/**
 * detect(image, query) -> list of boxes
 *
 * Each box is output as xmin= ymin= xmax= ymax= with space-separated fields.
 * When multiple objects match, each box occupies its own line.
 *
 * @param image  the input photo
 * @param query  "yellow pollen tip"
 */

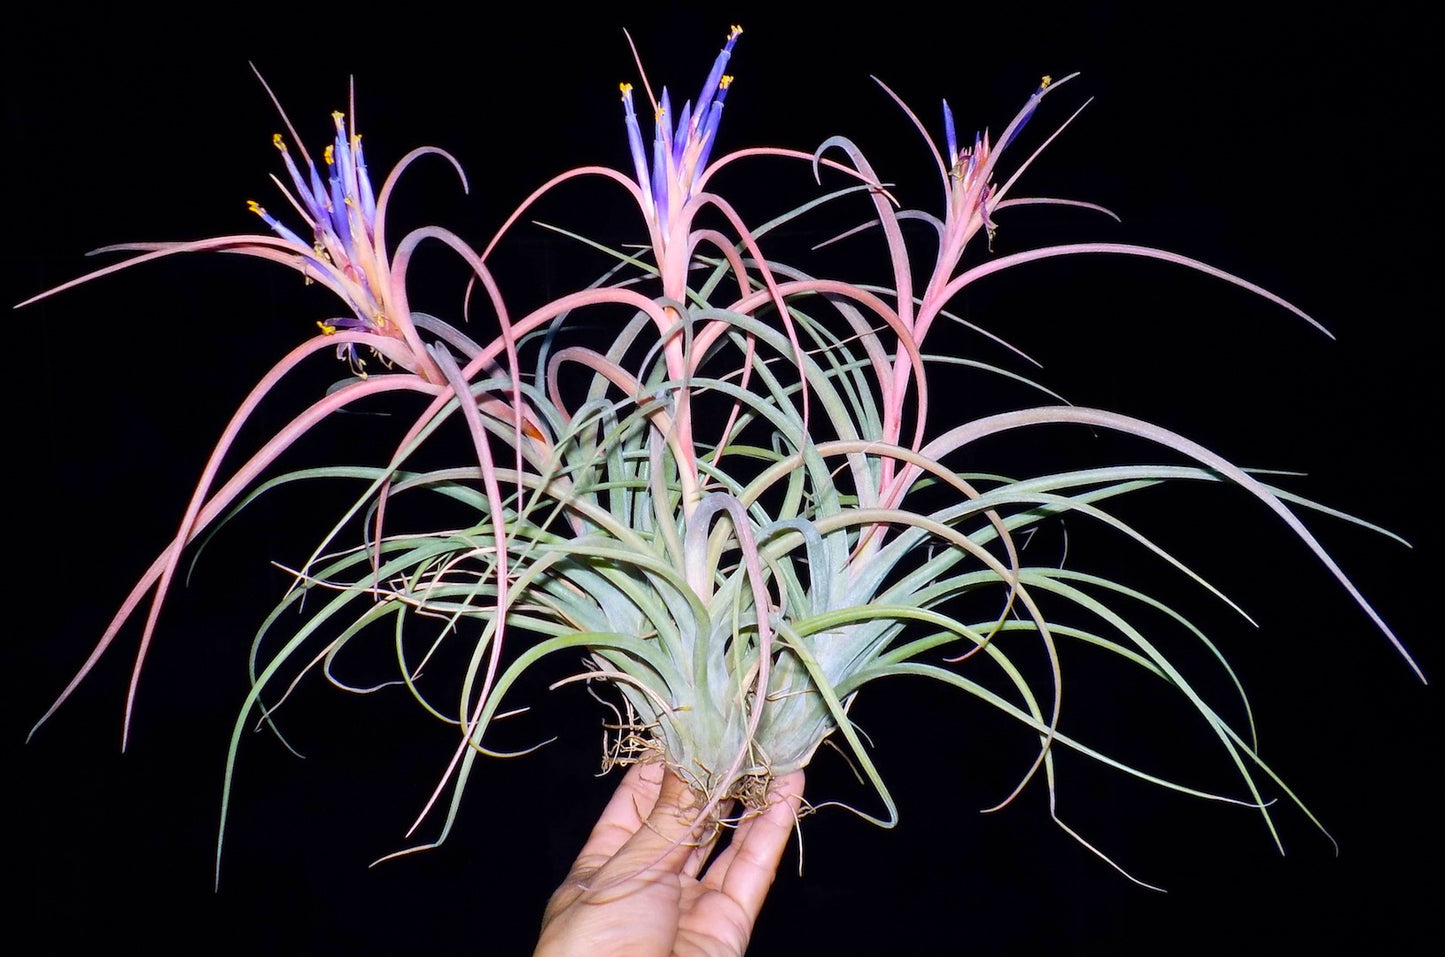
xmin=331 ymin=110 xmax=345 ymax=125
xmin=720 ymin=75 xmax=733 ymax=89
xmin=272 ymin=133 xmax=286 ymax=150
xmin=729 ymin=24 xmax=742 ymax=37
xmin=620 ymin=81 xmax=633 ymax=97
xmin=324 ymin=144 xmax=335 ymax=165
xmin=317 ymin=321 xmax=337 ymax=335
xmin=1040 ymin=75 xmax=1052 ymax=88
xmin=246 ymin=200 xmax=264 ymax=215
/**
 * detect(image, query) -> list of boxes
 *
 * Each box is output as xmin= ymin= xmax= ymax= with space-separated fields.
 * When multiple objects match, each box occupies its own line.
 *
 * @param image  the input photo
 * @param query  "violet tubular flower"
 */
xmin=249 ymin=112 xmax=395 ymax=373
xmin=620 ymin=24 xmax=741 ymax=251
xmin=940 ymin=75 xmax=1056 ymax=259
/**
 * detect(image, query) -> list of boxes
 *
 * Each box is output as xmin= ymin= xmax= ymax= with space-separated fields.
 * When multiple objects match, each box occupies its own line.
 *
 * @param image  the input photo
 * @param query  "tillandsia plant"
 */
xmin=22 ymin=23 xmax=1424 ymax=898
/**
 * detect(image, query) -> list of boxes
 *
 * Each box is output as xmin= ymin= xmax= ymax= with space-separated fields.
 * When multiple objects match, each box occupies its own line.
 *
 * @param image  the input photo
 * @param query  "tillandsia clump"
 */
xmin=23 ymin=25 xmax=1424 ymax=892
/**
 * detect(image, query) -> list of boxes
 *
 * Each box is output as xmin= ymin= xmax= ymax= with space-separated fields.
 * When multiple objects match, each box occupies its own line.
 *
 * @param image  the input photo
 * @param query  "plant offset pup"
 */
xmin=23 ymin=26 xmax=1423 ymax=890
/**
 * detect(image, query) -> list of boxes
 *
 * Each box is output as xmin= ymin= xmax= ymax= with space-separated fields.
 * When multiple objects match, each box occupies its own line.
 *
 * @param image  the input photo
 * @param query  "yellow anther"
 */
xmin=620 ymin=81 xmax=633 ymax=97
xmin=729 ymin=24 xmax=742 ymax=38
xmin=352 ymin=134 xmax=362 ymax=150
xmin=1040 ymin=75 xmax=1052 ymax=88
xmin=332 ymin=110 xmax=345 ymax=126
xmin=720 ymin=75 xmax=733 ymax=89
xmin=324 ymin=144 xmax=335 ymax=166
xmin=317 ymin=321 xmax=337 ymax=335
xmin=247 ymin=200 xmax=265 ymax=215
xmin=272 ymin=133 xmax=287 ymax=151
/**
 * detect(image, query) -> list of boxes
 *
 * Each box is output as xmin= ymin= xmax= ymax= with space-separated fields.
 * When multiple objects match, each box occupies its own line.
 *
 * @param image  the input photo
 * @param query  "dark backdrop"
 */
xmin=9 ymin=5 xmax=1437 ymax=954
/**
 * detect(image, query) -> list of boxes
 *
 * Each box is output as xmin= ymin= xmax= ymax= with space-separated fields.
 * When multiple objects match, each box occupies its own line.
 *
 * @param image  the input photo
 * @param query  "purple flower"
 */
xmin=619 ymin=24 xmax=741 ymax=239
xmin=249 ymin=111 xmax=387 ymax=337
xmin=941 ymin=75 xmax=1053 ymax=251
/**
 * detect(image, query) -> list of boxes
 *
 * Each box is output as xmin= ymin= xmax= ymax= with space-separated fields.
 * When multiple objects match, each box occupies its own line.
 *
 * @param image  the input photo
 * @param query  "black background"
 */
xmin=8 ymin=4 xmax=1438 ymax=954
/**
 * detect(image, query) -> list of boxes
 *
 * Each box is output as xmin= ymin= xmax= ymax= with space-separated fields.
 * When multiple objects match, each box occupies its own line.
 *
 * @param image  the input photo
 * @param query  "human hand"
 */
xmin=534 ymin=761 xmax=805 ymax=957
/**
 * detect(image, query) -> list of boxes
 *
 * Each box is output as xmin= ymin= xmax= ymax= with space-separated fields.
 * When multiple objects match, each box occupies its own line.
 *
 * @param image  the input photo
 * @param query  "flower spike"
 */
xmin=618 ymin=23 xmax=744 ymax=245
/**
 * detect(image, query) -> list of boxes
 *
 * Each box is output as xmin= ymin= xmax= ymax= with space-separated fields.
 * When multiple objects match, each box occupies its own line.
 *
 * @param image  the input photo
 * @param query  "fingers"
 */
xmin=681 ymin=798 xmax=735 ymax=880
xmin=567 ymin=760 xmax=804 ymax=914
xmin=704 ymin=770 xmax=805 ymax=921
xmin=571 ymin=761 xmax=715 ymax=885
xmin=572 ymin=762 xmax=666 ymax=867
xmin=615 ymin=763 xmax=718 ymax=868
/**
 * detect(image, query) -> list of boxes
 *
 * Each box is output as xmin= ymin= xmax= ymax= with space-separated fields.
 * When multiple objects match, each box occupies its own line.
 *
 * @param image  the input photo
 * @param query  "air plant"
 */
xmin=22 ymin=24 xmax=1423 ymax=897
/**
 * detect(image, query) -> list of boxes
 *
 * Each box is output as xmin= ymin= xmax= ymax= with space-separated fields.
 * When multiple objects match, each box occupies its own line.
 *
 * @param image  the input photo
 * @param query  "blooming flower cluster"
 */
xmin=620 ymin=24 xmax=741 ymax=243
xmin=249 ymin=110 xmax=391 ymax=371
xmin=941 ymin=75 xmax=1051 ymax=252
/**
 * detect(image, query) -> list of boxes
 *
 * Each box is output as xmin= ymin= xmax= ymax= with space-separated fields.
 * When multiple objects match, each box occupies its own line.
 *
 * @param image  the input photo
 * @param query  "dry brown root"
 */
xmin=726 ymin=771 xmax=774 ymax=813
